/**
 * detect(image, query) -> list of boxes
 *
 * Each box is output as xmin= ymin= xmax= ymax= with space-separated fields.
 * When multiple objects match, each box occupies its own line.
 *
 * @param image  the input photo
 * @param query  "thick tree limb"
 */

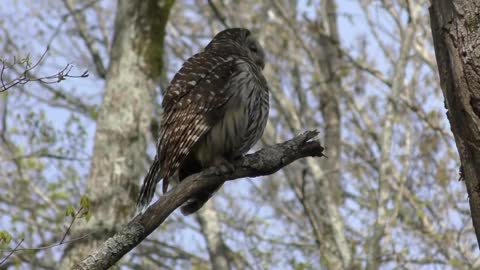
xmin=73 ymin=130 xmax=324 ymax=270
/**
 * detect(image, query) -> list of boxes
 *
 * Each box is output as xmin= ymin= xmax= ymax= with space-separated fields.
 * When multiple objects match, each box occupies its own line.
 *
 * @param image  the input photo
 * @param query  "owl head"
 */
xmin=205 ymin=28 xmax=266 ymax=70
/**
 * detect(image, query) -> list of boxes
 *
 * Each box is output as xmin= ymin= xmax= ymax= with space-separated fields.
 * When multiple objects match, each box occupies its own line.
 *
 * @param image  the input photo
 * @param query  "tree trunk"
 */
xmin=60 ymin=0 xmax=174 ymax=267
xmin=429 ymin=0 xmax=480 ymax=247
xmin=366 ymin=3 xmax=421 ymax=269
xmin=311 ymin=0 xmax=352 ymax=268
xmin=196 ymin=203 xmax=232 ymax=270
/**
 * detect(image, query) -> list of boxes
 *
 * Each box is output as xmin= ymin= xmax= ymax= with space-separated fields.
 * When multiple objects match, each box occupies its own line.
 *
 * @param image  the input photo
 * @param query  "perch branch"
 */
xmin=73 ymin=130 xmax=325 ymax=270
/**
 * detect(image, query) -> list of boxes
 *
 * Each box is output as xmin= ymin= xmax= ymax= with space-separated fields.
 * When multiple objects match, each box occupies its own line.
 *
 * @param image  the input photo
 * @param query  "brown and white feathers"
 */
xmin=136 ymin=28 xmax=269 ymax=215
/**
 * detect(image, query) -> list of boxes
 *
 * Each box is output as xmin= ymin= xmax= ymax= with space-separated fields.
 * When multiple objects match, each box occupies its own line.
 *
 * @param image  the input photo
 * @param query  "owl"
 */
xmin=136 ymin=28 xmax=269 ymax=215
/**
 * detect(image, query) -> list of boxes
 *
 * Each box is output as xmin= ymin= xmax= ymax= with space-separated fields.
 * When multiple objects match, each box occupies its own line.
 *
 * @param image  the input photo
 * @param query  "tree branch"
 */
xmin=72 ymin=130 xmax=325 ymax=270
xmin=0 ymin=48 xmax=89 ymax=93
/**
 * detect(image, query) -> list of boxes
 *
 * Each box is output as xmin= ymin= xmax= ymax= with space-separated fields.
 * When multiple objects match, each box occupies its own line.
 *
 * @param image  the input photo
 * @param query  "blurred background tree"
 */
xmin=0 ymin=0 xmax=478 ymax=269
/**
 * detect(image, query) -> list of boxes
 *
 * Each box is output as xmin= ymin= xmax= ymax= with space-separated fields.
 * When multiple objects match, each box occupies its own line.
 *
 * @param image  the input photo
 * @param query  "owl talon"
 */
xmin=212 ymin=160 xmax=235 ymax=175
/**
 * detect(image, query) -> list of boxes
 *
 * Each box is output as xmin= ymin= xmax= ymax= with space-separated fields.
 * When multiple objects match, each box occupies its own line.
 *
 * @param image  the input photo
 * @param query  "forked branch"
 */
xmin=0 ymin=48 xmax=89 ymax=93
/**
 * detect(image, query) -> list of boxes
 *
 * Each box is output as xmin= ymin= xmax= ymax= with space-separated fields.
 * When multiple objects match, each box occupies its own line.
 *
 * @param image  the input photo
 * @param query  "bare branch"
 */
xmin=0 ymin=48 xmax=89 ymax=93
xmin=62 ymin=0 xmax=107 ymax=78
xmin=0 ymin=239 xmax=23 ymax=266
xmin=73 ymin=130 xmax=325 ymax=270
xmin=0 ymin=234 xmax=91 ymax=253
xmin=207 ymin=0 xmax=229 ymax=28
xmin=0 ymin=201 xmax=91 ymax=266
xmin=60 ymin=207 xmax=84 ymax=245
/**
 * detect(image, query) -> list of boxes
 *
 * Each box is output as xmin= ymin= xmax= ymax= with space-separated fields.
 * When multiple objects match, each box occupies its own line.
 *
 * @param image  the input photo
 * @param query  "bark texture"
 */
xmin=60 ymin=0 xmax=174 ymax=268
xmin=429 ymin=0 xmax=480 ymax=246
xmin=73 ymin=131 xmax=324 ymax=270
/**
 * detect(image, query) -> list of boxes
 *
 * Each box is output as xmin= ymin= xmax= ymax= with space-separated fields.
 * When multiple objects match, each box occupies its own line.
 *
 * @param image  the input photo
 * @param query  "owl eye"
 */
xmin=249 ymin=45 xmax=258 ymax=53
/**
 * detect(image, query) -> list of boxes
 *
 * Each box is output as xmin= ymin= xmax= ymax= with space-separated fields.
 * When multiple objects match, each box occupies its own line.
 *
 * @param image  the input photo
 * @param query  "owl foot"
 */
xmin=212 ymin=158 xmax=235 ymax=175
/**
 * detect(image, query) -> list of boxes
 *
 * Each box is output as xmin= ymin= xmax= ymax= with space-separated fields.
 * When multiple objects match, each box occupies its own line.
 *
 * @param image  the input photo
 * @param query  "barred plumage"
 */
xmin=136 ymin=28 xmax=269 ymax=215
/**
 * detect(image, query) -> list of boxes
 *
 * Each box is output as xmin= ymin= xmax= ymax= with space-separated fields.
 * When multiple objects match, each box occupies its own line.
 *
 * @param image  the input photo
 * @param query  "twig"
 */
xmin=61 ymin=0 xmax=106 ymax=77
xmin=0 ymin=239 xmax=24 ymax=266
xmin=0 ymin=233 xmax=91 ymax=253
xmin=48 ymin=0 xmax=102 ymax=47
xmin=0 ymin=48 xmax=89 ymax=93
xmin=0 ymin=203 xmax=91 ymax=266
xmin=207 ymin=0 xmax=229 ymax=28
xmin=60 ymin=207 xmax=84 ymax=244
xmin=7 ymin=151 xmax=90 ymax=162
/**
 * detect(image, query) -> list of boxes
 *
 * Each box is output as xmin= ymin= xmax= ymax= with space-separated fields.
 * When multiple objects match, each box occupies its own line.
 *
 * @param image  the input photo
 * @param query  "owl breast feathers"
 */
xmin=136 ymin=28 xmax=269 ymax=215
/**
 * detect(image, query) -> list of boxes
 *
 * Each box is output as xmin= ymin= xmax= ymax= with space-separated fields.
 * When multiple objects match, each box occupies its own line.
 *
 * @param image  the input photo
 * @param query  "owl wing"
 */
xmin=158 ymin=53 xmax=240 ymax=193
xmin=136 ymin=53 xmax=239 ymax=212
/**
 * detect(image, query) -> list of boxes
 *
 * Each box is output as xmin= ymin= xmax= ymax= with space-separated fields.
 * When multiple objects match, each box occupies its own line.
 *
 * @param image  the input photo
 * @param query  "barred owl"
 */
xmin=136 ymin=28 xmax=269 ymax=215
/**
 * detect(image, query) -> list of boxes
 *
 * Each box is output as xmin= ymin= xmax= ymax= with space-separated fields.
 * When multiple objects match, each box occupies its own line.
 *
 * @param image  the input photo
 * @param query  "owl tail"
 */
xmin=135 ymin=159 xmax=162 ymax=216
